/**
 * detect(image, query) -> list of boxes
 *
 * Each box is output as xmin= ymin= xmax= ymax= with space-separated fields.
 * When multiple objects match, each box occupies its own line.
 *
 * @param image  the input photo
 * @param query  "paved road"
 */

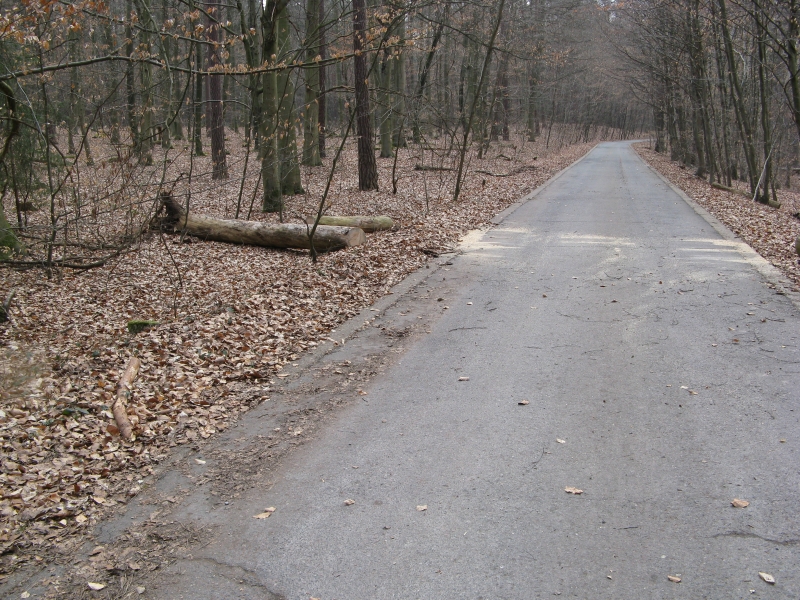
xmin=149 ymin=141 xmax=800 ymax=599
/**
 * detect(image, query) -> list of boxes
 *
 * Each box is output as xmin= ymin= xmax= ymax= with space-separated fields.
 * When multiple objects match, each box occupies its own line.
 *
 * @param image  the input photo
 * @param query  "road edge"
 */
xmin=634 ymin=144 xmax=800 ymax=310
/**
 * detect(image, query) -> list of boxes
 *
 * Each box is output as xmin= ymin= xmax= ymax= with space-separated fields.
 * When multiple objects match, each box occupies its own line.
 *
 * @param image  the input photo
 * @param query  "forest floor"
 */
xmin=634 ymin=143 xmax=800 ymax=292
xmin=0 ymin=128 xmax=597 ymax=582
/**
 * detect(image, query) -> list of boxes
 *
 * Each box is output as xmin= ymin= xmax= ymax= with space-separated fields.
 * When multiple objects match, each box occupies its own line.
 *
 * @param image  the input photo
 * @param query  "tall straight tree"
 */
xmin=207 ymin=0 xmax=228 ymax=179
xmin=352 ymin=0 xmax=378 ymax=190
xmin=276 ymin=8 xmax=303 ymax=194
xmin=260 ymin=0 xmax=290 ymax=212
xmin=318 ymin=0 xmax=328 ymax=158
xmin=303 ymin=0 xmax=323 ymax=166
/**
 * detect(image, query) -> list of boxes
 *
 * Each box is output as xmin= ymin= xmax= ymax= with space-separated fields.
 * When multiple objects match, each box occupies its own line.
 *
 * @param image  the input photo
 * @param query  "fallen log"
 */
xmin=161 ymin=194 xmax=365 ymax=251
xmin=711 ymin=182 xmax=749 ymax=198
xmin=305 ymin=215 xmax=394 ymax=233
xmin=414 ymin=164 xmax=453 ymax=172
xmin=113 ymin=357 xmax=141 ymax=441
xmin=711 ymin=182 xmax=781 ymax=208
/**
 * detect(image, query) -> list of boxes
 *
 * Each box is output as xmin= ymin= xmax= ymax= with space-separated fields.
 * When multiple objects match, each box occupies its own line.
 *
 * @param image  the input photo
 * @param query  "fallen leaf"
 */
xmin=518 ymin=400 xmax=529 ymax=405
xmin=556 ymin=438 xmax=566 ymax=444
xmin=136 ymin=587 xmax=146 ymax=595
xmin=88 ymin=582 xmax=107 ymax=591
xmin=253 ymin=507 xmax=276 ymax=519
xmin=89 ymin=546 xmax=104 ymax=556
xmin=194 ymin=458 xmax=206 ymax=465
xmin=75 ymin=514 xmax=88 ymax=524
xmin=416 ymin=505 xmax=427 ymax=511
xmin=458 ymin=376 xmax=469 ymax=381
xmin=344 ymin=499 xmax=355 ymax=506
xmin=667 ymin=575 xmax=681 ymax=583
xmin=466 ymin=302 xmax=473 ymax=305
xmin=277 ymin=373 xmax=290 ymax=378
xmin=731 ymin=498 xmax=750 ymax=508
xmin=564 ymin=487 xmax=583 ymax=495
xmin=688 ymin=390 xmax=698 ymax=395
xmin=21 ymin=593 xmax=31 ymax=599
xmin=759 ymin=572 xmax=775 ymax=584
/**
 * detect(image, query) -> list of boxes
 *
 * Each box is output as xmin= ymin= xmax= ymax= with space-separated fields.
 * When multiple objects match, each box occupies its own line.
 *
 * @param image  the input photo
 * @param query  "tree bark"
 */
xmin=207 ymin=0 xmax=228 ymax=178
xmin=305 ymin=215 xmax=393 ymax=232
xmin=318 ymin=0 xmax=327 ymax=158
xmin=162 ymin=194 xmax=365 ymax=250
xmin=277 ymin=8 xmax=303 ymax=195
xmin=717 ymin=0 xmax=758 ymax=192
xmin=352 ymin=0 xmax=378 ymax=190
xmin=260 ymin=0 xmax=288 ymax=212
xmin=303 ymin=0 xmax=323 ymax=166
xmin=378 ymin=43 xmax=394 ymax=158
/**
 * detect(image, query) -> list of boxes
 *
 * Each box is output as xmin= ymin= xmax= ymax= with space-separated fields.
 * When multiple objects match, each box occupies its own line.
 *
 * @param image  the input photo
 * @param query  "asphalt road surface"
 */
xmin=147 ymin=141 xmax=800 ymax=599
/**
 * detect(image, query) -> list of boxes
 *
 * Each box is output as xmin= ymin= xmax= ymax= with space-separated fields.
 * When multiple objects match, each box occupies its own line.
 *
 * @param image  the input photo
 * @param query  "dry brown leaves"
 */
xmin=0 ymin=129 xmax=596 ymax=575
xmin=635 ymin=145 xmax=800 ymax=292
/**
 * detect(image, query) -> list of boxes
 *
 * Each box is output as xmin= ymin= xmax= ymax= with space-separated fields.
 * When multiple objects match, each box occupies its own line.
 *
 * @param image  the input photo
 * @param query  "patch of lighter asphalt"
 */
xmin=143 ymin=141 xmax=800 ymax=599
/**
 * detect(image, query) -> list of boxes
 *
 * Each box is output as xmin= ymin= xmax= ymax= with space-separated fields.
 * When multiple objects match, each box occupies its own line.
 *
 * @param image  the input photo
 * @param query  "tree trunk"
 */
xmin=277 ymin=9 xmax=303 ymax=195
xmin=193 ymin=44 xmax=205 ymax=156
xmin=392 ymin=10 xmax=406 ymax=148
xmin=352 ymin=0 xmax=378 ymax=190
xmin=135 ymin=0 xmax=154 ymax=165
xmin=260 ymin=1 xmax=288 ymax=212
xmin=717 ymin=0 xmax=758 ymax=193
xmin=318 ymin=0 xmax=327 ymax=158
xmin=162 ymin=194 xmax=365 ymax=251
xmin=755 ymin=1 xmax=773 ymax=204
xmin=207 ymin=0 xmax=228 ymax=178
xmin=303 ymin=0 xmax=323 ymax=166
xmin=125 ymin=0 xmax=138 ymax=147
xmin=378 ymin=44 xmax=394 ymax=158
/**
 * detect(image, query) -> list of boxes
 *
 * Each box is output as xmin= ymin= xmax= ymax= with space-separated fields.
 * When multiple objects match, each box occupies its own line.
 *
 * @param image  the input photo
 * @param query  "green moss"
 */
xmin=127 ymin=319 xmax=159 ymax=334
